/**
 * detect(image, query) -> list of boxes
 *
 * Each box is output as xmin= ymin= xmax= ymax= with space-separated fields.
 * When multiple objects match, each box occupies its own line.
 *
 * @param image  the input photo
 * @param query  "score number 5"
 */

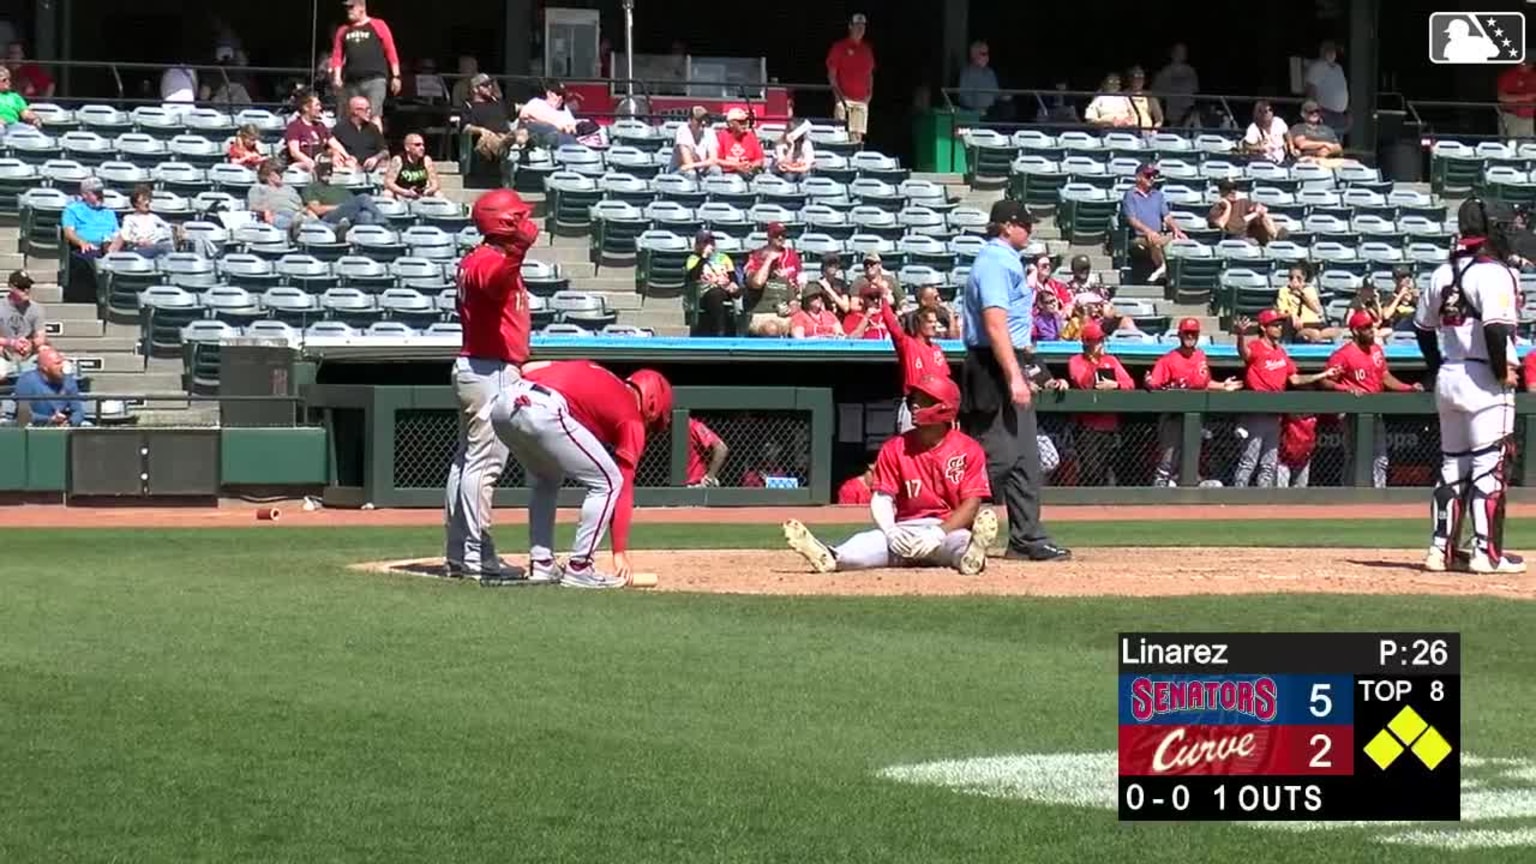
xmin=1308 ymin=683 xmax=1334 ymax=769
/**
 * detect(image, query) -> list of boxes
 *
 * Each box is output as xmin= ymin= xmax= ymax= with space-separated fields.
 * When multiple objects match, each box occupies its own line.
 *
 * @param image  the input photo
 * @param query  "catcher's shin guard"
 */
xmin=1431 ymin=452 xmax=1472 ymax=567
xmin=1468 ymin=438 xmax=1515 ymax=563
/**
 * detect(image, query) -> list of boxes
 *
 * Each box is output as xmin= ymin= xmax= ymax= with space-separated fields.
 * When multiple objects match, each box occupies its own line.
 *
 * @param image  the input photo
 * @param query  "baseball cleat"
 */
xmin=1423 ymin=548 xmax=1449 ymax=573
xmin=528 ymin=558 xmax=564 ymax=584
xmin=958 ymin=507 xmax=999 ymax=576
xmin=783 ymin=519 xmax=836 ymax=573
xmin=1470 ymin=553 xmax=1527 ymax=575
xmin=559 ymin=561 xmax=627 ymax=590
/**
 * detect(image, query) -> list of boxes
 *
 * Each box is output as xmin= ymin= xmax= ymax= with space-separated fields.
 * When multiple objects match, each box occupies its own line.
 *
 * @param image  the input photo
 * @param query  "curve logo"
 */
xmin=876 ymin=752 xmax=1536 ymax=850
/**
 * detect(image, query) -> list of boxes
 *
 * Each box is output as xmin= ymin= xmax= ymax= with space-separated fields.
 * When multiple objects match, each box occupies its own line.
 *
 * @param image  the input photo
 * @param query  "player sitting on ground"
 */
xmin=782 ymin=374 xmax=998 ymax=575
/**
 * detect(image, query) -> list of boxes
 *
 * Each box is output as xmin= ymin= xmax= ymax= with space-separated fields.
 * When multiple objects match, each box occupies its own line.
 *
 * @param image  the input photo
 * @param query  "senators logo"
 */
xmin=944 ymin=455 xmax=965 ymax=484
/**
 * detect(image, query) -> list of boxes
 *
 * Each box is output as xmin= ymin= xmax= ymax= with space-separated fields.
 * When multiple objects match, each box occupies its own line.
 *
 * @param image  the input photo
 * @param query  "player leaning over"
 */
xmin=443 ymin=189 xmax=539 ymax=582
xmin=1416 ymin=198 xmax=1526 ymax=574
xmin=782 ymin=374 xmax=999 ymax=575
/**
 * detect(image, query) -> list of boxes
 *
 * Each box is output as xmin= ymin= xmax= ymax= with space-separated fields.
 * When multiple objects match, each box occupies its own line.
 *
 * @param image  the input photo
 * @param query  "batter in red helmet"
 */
xmin=783 ymin=374 xmax=998 ymax=574
xmin=489 ymin=360 xmax=673 ymax=588
xmin=444 ymin=189 xmax=541 ymax=583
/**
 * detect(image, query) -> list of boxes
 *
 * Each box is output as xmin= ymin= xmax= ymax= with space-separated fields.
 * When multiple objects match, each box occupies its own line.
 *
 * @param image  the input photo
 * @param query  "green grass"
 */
xmin=1 ymin=519 xmax=1533 ymax=862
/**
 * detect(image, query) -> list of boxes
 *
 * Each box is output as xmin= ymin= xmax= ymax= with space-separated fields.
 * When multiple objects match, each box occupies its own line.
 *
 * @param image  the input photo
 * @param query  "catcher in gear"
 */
xmin=783 ymin=374 xmax=999 ymax=575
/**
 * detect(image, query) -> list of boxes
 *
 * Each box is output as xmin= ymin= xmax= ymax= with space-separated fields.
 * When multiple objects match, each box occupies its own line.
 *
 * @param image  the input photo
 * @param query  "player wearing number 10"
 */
xmin=784 ymin=375 xmax=999 ymax=574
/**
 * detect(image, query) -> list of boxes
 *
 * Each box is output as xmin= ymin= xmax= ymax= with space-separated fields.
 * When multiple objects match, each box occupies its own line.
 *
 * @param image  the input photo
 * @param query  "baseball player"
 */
xmin=783 ymin=374 xmax=998 ymax=575
xmin=882 ymin=295 xmax=950 ymax=433
xmin=490 ymin=360 xmax=674 ymax=588
xmin=1145 ymin=317 xmax=1241 ymax=487
xmin=1231 ymin=310 xmax=1340 ymax=488
xmin=1321 ymin=309 xmax=1423 ymax=488
xmin=686 ymin=417 xmax=728 ymax=487
xmin=1415 ymin=198 xmax=1526 ymax=574
xmin=443 ymin=189 xmax=538 ymax=582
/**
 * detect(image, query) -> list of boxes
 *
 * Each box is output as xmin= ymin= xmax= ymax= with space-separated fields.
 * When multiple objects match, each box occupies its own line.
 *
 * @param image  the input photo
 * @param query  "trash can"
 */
xmin=913 ymin=108 xmax=979 ymax=173
xmin=1376 ymin=108 xmax=1426 ymax=184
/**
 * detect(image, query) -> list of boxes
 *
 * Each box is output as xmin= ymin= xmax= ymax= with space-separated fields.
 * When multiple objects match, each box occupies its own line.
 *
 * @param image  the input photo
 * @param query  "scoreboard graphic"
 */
xmin=1117 ymin=633 xmax=1460 ymax=821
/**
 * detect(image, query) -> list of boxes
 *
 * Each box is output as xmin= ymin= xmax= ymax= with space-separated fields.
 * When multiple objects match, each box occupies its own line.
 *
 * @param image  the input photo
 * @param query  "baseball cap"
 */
xmin=1347 ymin=310 xmax=1375 ymax=330
xmin=862 ymin=251 xmax=882 ymax=265
xmin=1177 ymin=317 xmax=1201 ymax=334
xmin=469 ymin=73 xmax=493 ymax=88
xmin=689 ymin=105 xmax=709 ymax=122
xmin=1300 ymin=99 xmax=1322 ymax=115
xmin=1081 ymin=321 xmax=1106 ymax=343
xmin=725 ymin=107 xmax=749 ymax=122
xmin=850 ymin=13 xmax=868 ymax=24
xmin=1070 ymin=254 xmax=1092 ymax=273
xmin=766 ymin=221 xmax=788 ymax=239
xmin=8 ymin=270 xmax=32 ymax=291
xmin=1215 ymin=178 xmax=1237 ymax=194
xmin=1257 ymin=309 xmax=1283 ymax=326
xmin=988 ymin=198 xmax=1036 ymax=227
xmin=801 ymin=283 xmax=827 ymax=302
xmin=694 ymin=229 xmax=715 ymax=247
xmin=1136 ymin=163 xmax=1159 ymax=178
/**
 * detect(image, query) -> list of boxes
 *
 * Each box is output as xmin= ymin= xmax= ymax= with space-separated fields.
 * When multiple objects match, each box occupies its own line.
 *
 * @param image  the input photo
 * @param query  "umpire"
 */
xmin=959 ymin=199 xmax=1072 ymax=561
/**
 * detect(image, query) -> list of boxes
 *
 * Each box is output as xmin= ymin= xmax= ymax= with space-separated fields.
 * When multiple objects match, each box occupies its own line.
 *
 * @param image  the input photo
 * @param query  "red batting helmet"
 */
xmin=908 ymin=374 xmax=960 ymax=427
xmin=627 ymin=369 xmax=673 ymax=431
xmin=472 ymin=189 xmax=532 ymax=238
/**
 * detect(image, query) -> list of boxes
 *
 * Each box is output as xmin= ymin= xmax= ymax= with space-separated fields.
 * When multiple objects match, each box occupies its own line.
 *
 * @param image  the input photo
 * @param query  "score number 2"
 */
xmin=1308 ymin=683 xmax=1333 ymax=769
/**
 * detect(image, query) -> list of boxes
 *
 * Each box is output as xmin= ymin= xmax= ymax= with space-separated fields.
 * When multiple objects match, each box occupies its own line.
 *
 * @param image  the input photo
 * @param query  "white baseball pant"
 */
xmin=490 ymin=378 xmax=623 ymax=568
xmin=444 ymin=357 xmax=520 ymax=573
xmin=1431 ymin=362 xmax=1516 ymax=560
xmin=830 ymin=518 xmax=974 ymax=570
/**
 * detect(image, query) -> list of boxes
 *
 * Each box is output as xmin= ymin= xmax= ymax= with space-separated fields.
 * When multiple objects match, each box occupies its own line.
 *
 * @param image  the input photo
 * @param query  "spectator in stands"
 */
xmin=285 ymin=93 xmax=353 ymax=171
xmin=303 ymin=158 xmax=384 ymax=229
xmin=843 ymin=286 xmax=892 ymax=340
xmin=687 ymin=230 xmax=741 ymax=337
xmin=686 ymin=417 xmax=729 ymax=487
xmin=790 ymin=285 xmax=843 ymax=338
xmin=1032 ymin=289 xmax=1066 ymax=342
xmin=1208 ymin=179 xmax=1281 ymax=245
xmin=1125 ymin=67 xmax=1163 ymax=130
xmin=450 ymin=55 xmax=480 ymax=108
xmin=5 ymin=43 xmax=53 ymax=100
xmin=200 ymin=51 xmax=254 ymax=108
xmin=1321 ymin=310 xmax=1422 ymax=488
xmin=1276 ymin=264 xmax=1336 ymax=343
xmin=160 ymin=62 xmax=197 ymax=103
xmin=1498 ymin=59 xmax=1536 ymax=140
xmin=1085 ymin=72 xmax=1137 ymax=128
xmin=62 ymin=179 xmax=122 ymax=300
xmin=1066 ymin=321 xmax=1135 ymax=485
xmin=671 ymin=106 xmax=721 ymax=177
xmin=1 ymin=270 xmax=44 ymax=380
xmin=1029 ymin=254 xmax=1074 ymax=316
xmin=333 ymin=96 xmax=390 ymax=172
xmin=1036 ymin=81 xmax=1080 ymax=125
xmin=1241 ymin=101 xmax=1289 ymax=164
xmin=1151 ymin=43 xmax=1199 ymax=128
xmin=1068 ymin=288 xmax=1129 ymax=337
xmin=812 ymin=253 xmax=851 ymax=314
xmin=462 ymin=73 xmax=514 ymax=163
xmin=118 ymin=185 xmax=179 ymax=259
xmin=0 ymin=66 xmax=39 ymax=129
xmin=330 ymin=0 xmax=400 ymax=124
xmin=957 ymin=40 xmax=1010 ymax=120
xmin=851 ymin=252 xmax=899 ymax=306
xmin=716 ymin=107 xmax=765 ymax=176
xmin=836 ymin=462 xmax=876 ymax=505
xmin=248 ymin=159 xmax=308 ymax=233
xmin=747 ymin=222 xmax=803 ymax=292
xmin=227 ymin=124 xmax=267 ymax=168
xmin=1122 ymin=164 xmax=1184 ymax=282
xmin=384 ymin=133 xmax=441 ymax=199
xmin=827 ymin=13 xmax=875 ymax=144
xmin=1380 ymin=267 xmax=1418 ymax=331
xmin=1146 ymin=318 xmax=1241 ymax=486
xmin=772 ymin=121 xmax=816 ymax=182
xmin=1288 ymin=100 xmax=1343 ymax=159
xmin=518 ymin=79 xmax=579 ymax=148
xmin=409 ymin=57 xmax=447 ymax=103
xmin=1304 ymin=40 xmax=1350 ymax=140
xmin=907 ymin=283 xmax=958 ymax=339
xmin=1231 ymin=311 xmax=1340 ymax=487
xmin=12 ymin=346 xmax=85 ymax=427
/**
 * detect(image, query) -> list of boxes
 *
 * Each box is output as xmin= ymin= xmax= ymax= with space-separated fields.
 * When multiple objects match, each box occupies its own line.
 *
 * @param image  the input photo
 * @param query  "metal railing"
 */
xmin=0 ymin=392 xmax=311 ymax=428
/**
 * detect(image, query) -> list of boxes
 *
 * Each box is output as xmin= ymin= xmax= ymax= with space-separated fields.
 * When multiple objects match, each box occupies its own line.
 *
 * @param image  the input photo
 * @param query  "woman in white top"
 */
xmin=118 ymin=185 xmax=178 ymax=258
xmin=1084 ymin=73 xmax=1138 ymax=128
xmin=1242 ymin=100 xmax=1290 ymax=163
xmin=773 ymin=121 xmax=816 ymax=182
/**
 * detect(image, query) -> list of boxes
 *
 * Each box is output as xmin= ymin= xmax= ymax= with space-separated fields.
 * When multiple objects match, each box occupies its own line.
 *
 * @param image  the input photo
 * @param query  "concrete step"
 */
xmin=0 ymin=251 xmax=24 ymax=271
xmin=570 ymin=277 xmax=640 ymax=295
xmin=46 ymin=301 xmax=101 ymax=320
xmin=48 ymin=318 xmax=104 ymax=337
xmin=87 ymin=371 xmax=186 ymax=394
xmin=52 ymin=335 xmax=140 ymax=353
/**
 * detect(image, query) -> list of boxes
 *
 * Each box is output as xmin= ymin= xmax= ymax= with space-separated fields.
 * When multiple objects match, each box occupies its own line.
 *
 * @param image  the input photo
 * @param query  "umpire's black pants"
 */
xmin=960 ymin=348 xmax=1050 ymax=552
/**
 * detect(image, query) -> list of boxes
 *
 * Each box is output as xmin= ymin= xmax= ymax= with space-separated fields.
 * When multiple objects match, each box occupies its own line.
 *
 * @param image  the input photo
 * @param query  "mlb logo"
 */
xmin=1429 ymin=12 xmax=1526 ymax=64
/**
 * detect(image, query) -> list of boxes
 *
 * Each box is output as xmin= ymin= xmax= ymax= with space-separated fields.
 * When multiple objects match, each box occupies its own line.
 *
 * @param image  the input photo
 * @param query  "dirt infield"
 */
xmin=350 ymin=548 xmax=1536 ymax=599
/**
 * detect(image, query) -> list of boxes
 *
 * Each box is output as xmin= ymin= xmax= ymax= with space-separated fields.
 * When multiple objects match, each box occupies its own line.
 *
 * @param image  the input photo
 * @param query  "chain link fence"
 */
xmin=691 ymin=410 xmax=812 ymax=488
xmin=1038 ymin=412 xmax=1165 ymax=487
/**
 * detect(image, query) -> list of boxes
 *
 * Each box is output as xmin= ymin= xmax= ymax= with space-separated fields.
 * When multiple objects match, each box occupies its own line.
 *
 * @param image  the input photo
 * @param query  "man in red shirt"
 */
xmin=491 ymin=361 xmax=674 ymax=589
xmin=1231 ymin=310 xmax=1340 ymax=488
xmin=882 ymin=297 xmax=949 ymax=431
xmin=1145 ymin=318 xmax=1241 ymax=487
xmin=784 ymin=375 xmax=998 ymax=574
xmin=443 ymin=189 xmax=538 ymax=582
xmin=744 ymin=221 xmax=800 ymax=324
xmin=1322 ymin=310 xmax=1423 ymax=488
xmin=686 ymin=417 xmax=729 ymax=487
xmin=826 ymin=13 xmax=875 ymax=143
xmin=4 ymin=43 xmax=54 ymax=100
xmin=1498 ymin=60 xmax=1536 ymax=140
xmin=716 ymin=107 xmax=765 ymax=176
xmin=1066 ymin=321 xmax=1136 ymax=486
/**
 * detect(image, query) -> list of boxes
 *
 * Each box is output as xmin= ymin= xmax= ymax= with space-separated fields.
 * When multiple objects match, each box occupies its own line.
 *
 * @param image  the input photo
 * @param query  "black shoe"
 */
xmin=1005 ymin=543 xmax=1073 ymax=562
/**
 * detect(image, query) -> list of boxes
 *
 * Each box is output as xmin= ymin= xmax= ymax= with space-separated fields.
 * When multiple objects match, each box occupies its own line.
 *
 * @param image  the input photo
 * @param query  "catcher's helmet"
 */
xmin=627 ymin=369 xmax=673 ymax=431
xmin=472 ymin=189 xmax=532 ymax=238
xmin=908 ymin=374 xmax=960 ymax=427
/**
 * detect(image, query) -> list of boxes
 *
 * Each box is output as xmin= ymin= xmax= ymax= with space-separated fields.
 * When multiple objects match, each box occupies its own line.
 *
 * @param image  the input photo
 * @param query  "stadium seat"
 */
xmin=849 ymin=205 xmax=902 ymax=241
xmin=149 ymin=190 xmax=195 ymax=225
xmin=24 ymin=102 xmax=75 ymax=130
xmin=1009 ymin=156 xmax=1066 ymax=212
xmin=651 ymin=173 xmax=708 ymax=208
xmin=1220 ymin=267 xmax=1273 ymax=317
xmin=0 ymin=158 xmax=40 ymax=214
xmin=194 ymin=285 xmax=259 ymax=328
xmin=207 ymin=163 xmax=257 ymax=194
xmin=76 ymin=104 xmax=132 ymax=136
xmin=19 ymin=187 xmax=69 ymax=254
xmin=182 ymin=108 xmax=236 ymax=139
xmin=274 ymin=253 xmax=338 ymax=293
xmin=214 ymin=253 xmax=278 ymax=291
xmin=589 ymin=200 xmax=650 ymax=268
xmin=235 ymin=223 xmax=295 ymax=260
xmin=401 ymin=225 xmax=456 ymax=261
xmin=371 ymin=196 xmax=413 ymax=228
xmin=544 ymin=172 xmax=602 ymax=236
xmin=292 ymin=222 xmax=348 ymax=261
xmin=701 ymin=174 xmax=755 ymax=209
xmin=167 ymin=135 xmax=224 ymax=169
xmin=551 ymin=291 xmax=618 ymax=328
xmin=245 ymin=320 xmax=302 ymax=342
xmin=849 ymin=177 xmax=905 ymax=213
xmin=321 ymin=287 xmax=380 ymax=328
xmin=332 ymin=255 xmax=394 ymax=293
xmin=696 ymin=201 xmax=750 ymax=235
xmin=305 ymin=321 xmax=359 ymax=338
xmin=425 ymin=321 xmax=463 ymax=336
xmin=364 ymin=321 xmax=417 ymax=337
xmin=410 ymin=197 xmax=470 ymax=232
xmin=947 ymin=234 xmax=986 ymax=264
xmin=131 ymin=106 xmax=185 ymax=141
xmin=262 ymin=287 xmax=324 ymax=327
xmin=606 ymin=146 xmax=660 ymax=181
xmin=598 ymin=171 xmax=654 ymax=207
xmin=554 ymin=145 xmax=605 ymax=177
xmin=378 ymin=287 xmax=440 ymax=328
xmin=634 ymin=230 xmax=691 ymax=296
xmin=897 ymin=206 xmax=947 ymax=238
xmin=643 ymin=200 xmax=702 ymax=238
xmin=5 ymin=126 xmax=62 ymax=162
xmin=851 ymin=150 xmax=908 ymax=185
xmin=752 ymin=173 xmax=805 ymax=210
xmin=348 ymin=224 xmax=408 ymax=262
xmin=98 ymin=252 xmax=161 ymax=320
xmin=40 ymin=158 xmax=92 ymax=187
xmin=281 ymin=166 xmax=312 ymax=189
xmin=390 ymin=257 xmax=452 ymax=291
xmin=898 ymin=234 xmax=953 ymax=270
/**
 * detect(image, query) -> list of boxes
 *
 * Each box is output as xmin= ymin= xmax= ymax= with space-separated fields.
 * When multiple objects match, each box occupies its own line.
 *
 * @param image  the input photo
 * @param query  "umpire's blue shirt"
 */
xmin=963 ymin=238 xmax=1033 ymax=350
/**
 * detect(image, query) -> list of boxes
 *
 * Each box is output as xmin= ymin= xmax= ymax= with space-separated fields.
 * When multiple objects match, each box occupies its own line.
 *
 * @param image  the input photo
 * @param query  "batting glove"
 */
xmin=887 ymin=528 xmax=922 ymax=559
xmin=905 ymin=525 xmax=946 ymax=558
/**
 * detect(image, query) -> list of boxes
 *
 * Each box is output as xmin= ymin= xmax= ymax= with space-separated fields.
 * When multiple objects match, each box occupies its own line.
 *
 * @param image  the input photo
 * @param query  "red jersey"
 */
xmin=826 ymin=37 xmax=876 ymax=102
xmin=525 ymin=361 xmax=646 ymax=553
xmin=1243 ymin=338 xmax=1296 ymax=393
xmin=685 ymin=418 xmax=723 ymax=485
xmin=745 ymin=246 xmax=802 ymax=286
xmin=1146 ymin=348 xmax=1212 ymax=390
xmin=11 ymin=64 xmax=53 ymax=100
xmin=1326 ymin=341 xmax=1386 ymax=394
xmin=871 ymin=427 xmax=990 ymax=522
xmin=837 ymin=475 xmax=874 ymax=505
xmin=1499 ymin=65 xmax=1536 ymax=119
xmin=790 ymin=309 xmax=841 ymax=338
xmin=1067 ymin=352 xmax=1135 ymax=431
xmin=1523 ymin=350 xmax=1536 ymax=390
xmin=715 ymin=129 xmax=764 ymax=165
xmin=456 ymin=232 xmax=536 ymax=362
xmin=882 ymin=302 xmax=949 ymax=392
xmin=844 ymin=310 xmax=889 ymax=339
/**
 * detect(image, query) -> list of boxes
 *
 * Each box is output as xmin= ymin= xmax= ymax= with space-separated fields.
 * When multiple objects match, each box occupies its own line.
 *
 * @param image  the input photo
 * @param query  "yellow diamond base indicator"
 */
xmin=1364 ymin=729 xmax=1406 ymax=769
xmin=1388 ymin=705 xmax=1429 ymax=744
xmin=1412 ymin=727 xmax=1454 ymax=770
